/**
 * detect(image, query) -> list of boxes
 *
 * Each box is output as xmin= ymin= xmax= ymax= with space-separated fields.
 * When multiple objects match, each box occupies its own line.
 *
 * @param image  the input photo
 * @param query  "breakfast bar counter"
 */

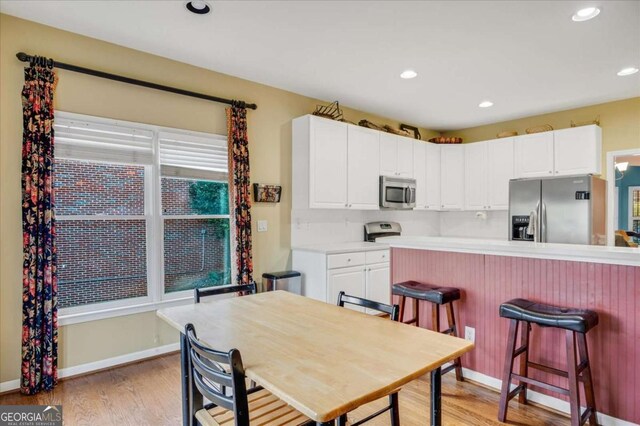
xmin=379 ymin=236 xmax=639 ymax=424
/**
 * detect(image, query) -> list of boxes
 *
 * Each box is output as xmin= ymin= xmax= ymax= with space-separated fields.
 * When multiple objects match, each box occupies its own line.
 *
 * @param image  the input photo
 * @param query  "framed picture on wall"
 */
xmin=253 ymin=184 xmax=282 ymax=203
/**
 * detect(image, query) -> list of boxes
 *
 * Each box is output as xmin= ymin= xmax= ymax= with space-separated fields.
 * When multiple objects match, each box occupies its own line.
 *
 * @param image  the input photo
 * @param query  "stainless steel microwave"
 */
xmin=379 ymin=176 xmax=416 ymax=209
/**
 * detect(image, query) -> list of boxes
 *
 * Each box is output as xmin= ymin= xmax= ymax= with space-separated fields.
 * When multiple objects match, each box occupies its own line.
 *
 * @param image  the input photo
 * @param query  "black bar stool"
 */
xmin=392 ymin=280 xmax=463 ymax=381
xmin=498 ymin=298 xmax=599 ymax=426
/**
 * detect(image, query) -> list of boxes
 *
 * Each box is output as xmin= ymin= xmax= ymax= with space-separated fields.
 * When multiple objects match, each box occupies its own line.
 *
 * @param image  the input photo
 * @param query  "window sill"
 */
xmin=58 ymin=296 xmax=194 ymax=326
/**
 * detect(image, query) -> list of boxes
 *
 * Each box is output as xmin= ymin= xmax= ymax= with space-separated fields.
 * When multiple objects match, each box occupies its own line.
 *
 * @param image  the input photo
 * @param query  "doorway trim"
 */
xmin=606 ymin=148 xmax=640 ymax=245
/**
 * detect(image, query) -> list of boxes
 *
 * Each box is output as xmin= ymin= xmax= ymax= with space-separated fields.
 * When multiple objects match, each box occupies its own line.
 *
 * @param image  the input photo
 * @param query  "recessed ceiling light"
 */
xmin=572 ymin=7 xmax=600 ymax=22
xmin=617 ymin=67 xmax=639 ymax=76
xmin=186 ymin=1 xmax=211 ymax=15
xmin=400 ymin=70 xmax=418 ymax=79
xmin=478 ymin=101 xmax=494 ymax=108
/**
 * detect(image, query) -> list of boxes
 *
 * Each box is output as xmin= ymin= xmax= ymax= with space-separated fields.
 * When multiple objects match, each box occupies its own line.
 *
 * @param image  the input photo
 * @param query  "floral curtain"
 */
xmin=21 ymin=59 xmax=58 ymax=395
xmin=226 ymin=103 xmax=253 ymax=285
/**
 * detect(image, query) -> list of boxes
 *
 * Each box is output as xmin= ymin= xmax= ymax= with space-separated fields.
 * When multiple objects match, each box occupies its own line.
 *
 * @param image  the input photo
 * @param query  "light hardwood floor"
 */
xmin=0 ymin=353 xmax=569 ymax=425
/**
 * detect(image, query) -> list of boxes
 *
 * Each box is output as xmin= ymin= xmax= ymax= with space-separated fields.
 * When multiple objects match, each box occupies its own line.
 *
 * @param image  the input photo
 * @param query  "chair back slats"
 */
xmin=193 ymin=371 xmax=235 ymax=411
xmin=185 ymin=323 xmax=251 ymax=425
xmin=190 ymin=347 xmax=234 ymax=388
xmin=194 ymin=282 xmax=258 ymax=303
xmin=337 ymin=291 xmax=400 ymax=321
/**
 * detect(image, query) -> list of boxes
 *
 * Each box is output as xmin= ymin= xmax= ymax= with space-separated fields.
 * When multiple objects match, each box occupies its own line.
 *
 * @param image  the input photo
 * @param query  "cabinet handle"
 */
xmin=548 ymin=171 xmax=552 ymax=174
xmin=344 ymin=203 xmax=348 ymax=207
xmin=381 ymin=254 xmax=386 ymax=258
xmin=347 ymin=258 xmax=351 ymax=262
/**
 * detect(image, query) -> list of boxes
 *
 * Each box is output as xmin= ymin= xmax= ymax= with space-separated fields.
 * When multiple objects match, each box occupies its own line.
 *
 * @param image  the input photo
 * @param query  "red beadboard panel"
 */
xmin=391 ymin=248 xmax=640 ymax=424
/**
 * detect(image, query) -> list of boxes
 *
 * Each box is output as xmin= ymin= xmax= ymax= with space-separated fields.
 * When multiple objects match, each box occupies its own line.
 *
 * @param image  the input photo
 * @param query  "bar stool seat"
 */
xmin=392 ymin=280 xmax=461 ymax=304
xmin=500 ymin=298 xmax=598 ymax=333
xmin=392 ymin=280 xmax=464 ymax=381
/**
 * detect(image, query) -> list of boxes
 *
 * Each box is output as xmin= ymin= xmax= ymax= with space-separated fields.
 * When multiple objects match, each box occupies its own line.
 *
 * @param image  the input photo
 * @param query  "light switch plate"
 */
xmin=257 ymin=220 xmax=268 ymax=232
xmin=464 ymin=326 xmax=475 ymax=343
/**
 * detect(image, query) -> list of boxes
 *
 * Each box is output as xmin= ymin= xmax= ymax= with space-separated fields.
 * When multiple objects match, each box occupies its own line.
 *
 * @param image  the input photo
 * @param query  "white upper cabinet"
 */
xmin=553 ymin=125 xmax=601 ymax=176
xmin=440 ymin=145 xmax=465 ymax=210
xmin=413 ymin=141 xmax=427 ymax=209
xmin=309 ymin=117 xmax=349 ymax=208
xmin=486 ymin=138 xmax=514 ymax=210
xmin=464 ymin=142 xmax=488 ymax=210
xmin=379 ymin=133 xmax=414 ymax=178
xmin=425 ymin=143 xmax=441 ymax=210
xmin=347 ymin=125 xmax=380 ymax=209
xmin=514 ymin=126 xmax=602 ymax=179
xmin=514 ymin=132 xmax=554 ymax=178
xmin=396 ymin=136 xmax=414 ymax=178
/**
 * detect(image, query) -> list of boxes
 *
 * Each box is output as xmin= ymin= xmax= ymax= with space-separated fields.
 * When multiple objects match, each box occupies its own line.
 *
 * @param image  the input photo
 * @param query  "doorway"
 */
xmin=607 ymin=149 xmax=640 ymax=246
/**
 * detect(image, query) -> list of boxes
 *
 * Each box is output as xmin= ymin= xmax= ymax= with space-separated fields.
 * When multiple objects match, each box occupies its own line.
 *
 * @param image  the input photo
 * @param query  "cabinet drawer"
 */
xmin=365 ymin=250 xmax=390 ymax=264
xmin=327 ymin=252 xmax=366 ymax=269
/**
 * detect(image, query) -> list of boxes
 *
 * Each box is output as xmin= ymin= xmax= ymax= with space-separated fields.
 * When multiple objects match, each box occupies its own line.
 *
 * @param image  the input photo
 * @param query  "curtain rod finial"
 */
xmin=16 ymin=52 xmax=29 ymax=62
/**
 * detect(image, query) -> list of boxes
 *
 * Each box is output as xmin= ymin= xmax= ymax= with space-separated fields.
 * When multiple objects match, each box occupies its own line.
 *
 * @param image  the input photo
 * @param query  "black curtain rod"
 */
xmin=16 ymin=52 xmax=257 ymax=110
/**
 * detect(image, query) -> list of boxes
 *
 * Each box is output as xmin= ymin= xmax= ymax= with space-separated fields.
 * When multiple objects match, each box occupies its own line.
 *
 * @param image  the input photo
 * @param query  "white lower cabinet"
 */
xmin=365 ymin=263 xmax=391 ymax=313
xmin=293 ymin=248 xmax=391 ymax=314
xmin=328 ymin=266 xmax=366 ymax=312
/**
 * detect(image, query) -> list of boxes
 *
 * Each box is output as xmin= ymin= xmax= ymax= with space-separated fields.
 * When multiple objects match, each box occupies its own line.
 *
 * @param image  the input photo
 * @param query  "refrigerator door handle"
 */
xmin=527 ymin=202 xmax=539 ymax=241
xmin=541 ymin=202 xmax=547 ymax=242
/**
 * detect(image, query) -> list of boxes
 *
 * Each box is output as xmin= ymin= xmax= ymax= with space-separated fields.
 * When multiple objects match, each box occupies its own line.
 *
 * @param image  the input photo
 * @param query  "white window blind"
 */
xmin=54 ymin=117 xmax=154 ymax=164
xmin=159 ymin=131 xmax=228 ymax=181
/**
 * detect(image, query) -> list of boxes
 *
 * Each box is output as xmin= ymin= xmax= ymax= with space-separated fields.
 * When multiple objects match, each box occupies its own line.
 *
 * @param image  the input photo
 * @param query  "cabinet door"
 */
xmin=464 ymin=142 xmax=488 ymax=210
xmin=347 ymin=126 xmax=380 ymax=210
xmin=553 ymin=125 xmax=602 ymax=176
xmin=396 ymin=136 xmax=414 ymax=178
xmin=413 ymin=141 xmax=427 ymax=209
xmin=379 ymin=133 xmax=398 ymax=177
xmin=309 ymin=117 xmax=348 ymax=208
xmin=425 ymin=143 xmax=441 ymax=210
xmin=440 ymin=145 xmax=465 ymax=210
xmin=487 ymin=138 xmax=514 ymax=210
xmin=514 ymin=132 xmax=554 ymax=178
xmin=328 ymin=266 xmax=366 ymax=312
xmin=366 ymin=263 xmax=391 ymax=311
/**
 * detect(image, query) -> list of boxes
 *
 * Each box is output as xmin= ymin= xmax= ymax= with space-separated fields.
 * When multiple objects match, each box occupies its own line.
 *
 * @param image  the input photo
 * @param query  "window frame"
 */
xmin=55 ymin=111 xmax=231 ymax=326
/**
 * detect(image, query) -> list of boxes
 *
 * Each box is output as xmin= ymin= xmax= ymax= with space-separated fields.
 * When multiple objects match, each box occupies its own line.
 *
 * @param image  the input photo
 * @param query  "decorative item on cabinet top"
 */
xmin=571 ymin=115 xmax=600 ymax=127
xmin=497 ymin=130 xmax=518 ymax=138
xmin=312 ymin=100 xmax=344 ymax=121
xmin=253 ymin=184 xmax=281 ymax=203
xmin=400 ymin=123 xmax=422 ymax=140
xmin=358 ymin=120 xmax=412 ymax=137
xmin=525 ymin=124 xmax=554 ymax=134
xmin=428 ymin=136 xmax=463 ymax=144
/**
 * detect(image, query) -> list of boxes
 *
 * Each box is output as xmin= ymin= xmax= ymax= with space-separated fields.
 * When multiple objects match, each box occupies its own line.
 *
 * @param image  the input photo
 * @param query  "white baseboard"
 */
xmin=0 ymin=342 xmax=179 ymax=394
xmin=462 ymin=367 xmax=639 ymax=426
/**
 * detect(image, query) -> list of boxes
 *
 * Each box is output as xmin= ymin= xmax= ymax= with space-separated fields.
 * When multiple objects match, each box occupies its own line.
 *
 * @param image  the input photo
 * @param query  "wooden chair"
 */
xmin=194 ymin=282 xmax=257 ymax=303
xmin=336 ymin=292 xmax=401 ymax=426
xmin=185 ymin=323 xmax=312 ymax=426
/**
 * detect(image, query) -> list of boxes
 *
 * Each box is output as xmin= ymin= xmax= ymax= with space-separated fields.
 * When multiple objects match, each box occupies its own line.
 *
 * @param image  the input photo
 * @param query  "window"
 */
xmin=630 ymin=186 xmax=640 ymax=236
xmin=53 ymin=112 xmax=230 ymax=322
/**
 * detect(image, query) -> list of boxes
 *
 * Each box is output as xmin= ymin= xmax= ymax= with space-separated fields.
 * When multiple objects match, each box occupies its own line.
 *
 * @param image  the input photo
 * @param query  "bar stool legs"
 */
xmin=498 ymin=319 xmax=598 ymax=426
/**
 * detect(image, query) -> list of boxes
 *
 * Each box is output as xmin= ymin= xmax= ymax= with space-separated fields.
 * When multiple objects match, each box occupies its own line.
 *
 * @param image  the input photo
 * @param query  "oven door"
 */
xmin=380 ymin=177 xmax=416 ymax=209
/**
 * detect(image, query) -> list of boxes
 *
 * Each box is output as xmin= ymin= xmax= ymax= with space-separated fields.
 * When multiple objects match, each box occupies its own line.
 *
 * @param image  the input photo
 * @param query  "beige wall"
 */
xmin=442 ymin=97 xmax=640 ymax=173
xmin=0 ymin=14 xmax=438 ymax=383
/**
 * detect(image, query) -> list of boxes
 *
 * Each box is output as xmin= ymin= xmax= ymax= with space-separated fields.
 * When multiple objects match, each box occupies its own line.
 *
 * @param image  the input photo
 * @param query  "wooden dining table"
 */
xmin=157 ymin=290 xmax=474 ymax=426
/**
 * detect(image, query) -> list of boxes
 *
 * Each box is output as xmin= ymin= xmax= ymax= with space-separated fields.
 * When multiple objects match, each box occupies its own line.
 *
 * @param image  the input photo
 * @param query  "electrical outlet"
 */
xmin=257 ymin=220 xmax=268 ymax=232
xmin=464 ymin=326 xmax=476 ymax=343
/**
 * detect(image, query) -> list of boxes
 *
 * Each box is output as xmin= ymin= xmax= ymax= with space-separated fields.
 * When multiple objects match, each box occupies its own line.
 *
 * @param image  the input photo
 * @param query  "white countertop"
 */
xmin=378 ymin=236 xmax=640 ymax=267
xmin=291 ymin=241 xmax=389 ymax=254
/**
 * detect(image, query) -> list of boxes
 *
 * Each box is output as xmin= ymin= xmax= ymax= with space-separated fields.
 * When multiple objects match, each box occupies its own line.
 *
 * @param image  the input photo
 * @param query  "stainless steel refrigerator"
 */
xmin=508 ymin=175 xmax=606 ymax=245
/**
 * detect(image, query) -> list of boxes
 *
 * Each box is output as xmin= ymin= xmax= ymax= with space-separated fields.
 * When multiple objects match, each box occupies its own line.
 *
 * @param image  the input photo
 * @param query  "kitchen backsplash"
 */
xmin=291 ymin=209 xmax=440 ymax=246
xmin=291 ymin=209 xmax=507 ymax=246
xmin=439 ymin=211 xmax=508 ymax=239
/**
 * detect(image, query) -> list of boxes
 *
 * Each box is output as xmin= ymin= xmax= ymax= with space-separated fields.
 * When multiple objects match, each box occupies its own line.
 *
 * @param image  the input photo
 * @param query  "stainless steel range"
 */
xmin=364 ymin=221 xmax=402 ymax=242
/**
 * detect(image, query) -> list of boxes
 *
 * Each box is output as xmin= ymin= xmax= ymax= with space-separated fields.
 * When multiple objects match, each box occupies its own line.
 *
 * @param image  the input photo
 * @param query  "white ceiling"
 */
xmin=2 ymin=1 xmax=639 ymax=130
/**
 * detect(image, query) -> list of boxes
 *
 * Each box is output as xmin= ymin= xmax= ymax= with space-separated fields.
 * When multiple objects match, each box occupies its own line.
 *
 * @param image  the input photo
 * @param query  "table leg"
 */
xmin=430 ymin=367 xmax=442 ymax=426
xmin=180 ymin=332 xmax=190 ymax=426
xmin=316 ymin=421 xmax=335 ymax=426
